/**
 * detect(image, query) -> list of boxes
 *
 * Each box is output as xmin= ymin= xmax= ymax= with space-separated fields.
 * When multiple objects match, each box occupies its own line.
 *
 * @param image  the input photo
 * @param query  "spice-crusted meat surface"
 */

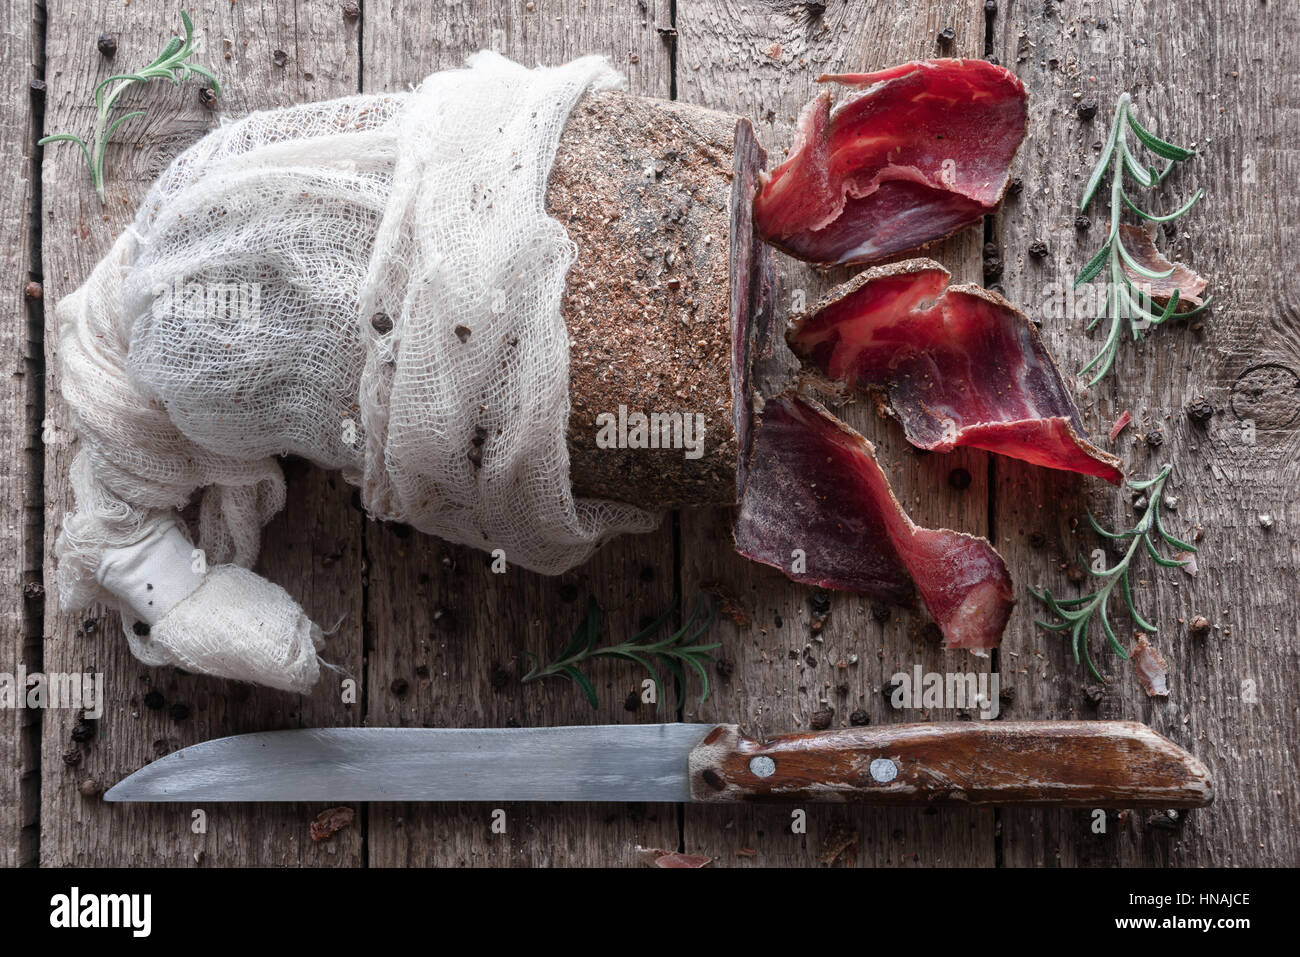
xmin=753 ymin=59 xmax=1028 ymax=266
xmin=551 ymin=92 xmax=742 ymax=508
xmin=733 ymin=394 xmax=1013 ymax=651
xmin=787 ymin=259 xmax=1123 ymax=484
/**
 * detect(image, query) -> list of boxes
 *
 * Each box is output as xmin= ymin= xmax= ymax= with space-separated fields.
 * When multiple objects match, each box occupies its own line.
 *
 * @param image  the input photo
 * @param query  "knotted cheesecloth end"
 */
xmin=90 ymin=523 xmax=326 ymax=695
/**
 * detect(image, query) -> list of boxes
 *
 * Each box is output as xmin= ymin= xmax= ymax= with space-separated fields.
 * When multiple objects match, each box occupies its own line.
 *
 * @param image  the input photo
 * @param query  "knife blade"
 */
xmin=104 ymin=720 xmax=1213 ymax=807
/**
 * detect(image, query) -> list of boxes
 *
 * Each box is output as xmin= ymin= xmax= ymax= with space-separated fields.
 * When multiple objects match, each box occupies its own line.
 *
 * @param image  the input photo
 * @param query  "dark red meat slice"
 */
xmin=754 ymin=59 xmax=1028 ymax=266
xmin=733 ymin=394 xmax=1013 ymax=651
xmin=1108 ymin=410 xmax=1132 ymax=443
xmin=787 ymin=260 xmax=1123 ymax=484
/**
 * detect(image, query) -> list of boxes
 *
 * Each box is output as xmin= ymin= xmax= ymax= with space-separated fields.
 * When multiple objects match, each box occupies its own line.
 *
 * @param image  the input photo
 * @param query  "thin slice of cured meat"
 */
xmin=733 ymin=394 xmax=1013 ymax=651
xmin=1118 ymin=224 xmax=1209 ymax=310
xmin=753 ymin=59 xmax=1028 ymax=266
xmin=1131 ymin=636 xmax=1170 ymax=697
xmin=786 ymin=259 xmax=1123 ymax=484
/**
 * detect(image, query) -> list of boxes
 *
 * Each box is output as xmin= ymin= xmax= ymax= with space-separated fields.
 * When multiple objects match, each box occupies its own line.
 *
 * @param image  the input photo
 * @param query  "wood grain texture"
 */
xmin=39 ymin=0 xmax=364 ymax=866
xmin=1 ymin=0 xmax=41 ymax=869
xmin=675 ymin=0 xmax=999 ymax=867
xmin=359 ymin=0 xmax=682 ymax=868
xmin=989 ymin=0 xmax=1300 ymax=866
xmin=13 ymin=0 xmax=1297 ymax=869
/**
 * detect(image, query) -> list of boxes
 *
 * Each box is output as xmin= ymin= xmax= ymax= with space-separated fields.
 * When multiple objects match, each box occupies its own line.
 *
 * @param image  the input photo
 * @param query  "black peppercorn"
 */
xmin=1187 ymin=398 xmax=1214 ymax=423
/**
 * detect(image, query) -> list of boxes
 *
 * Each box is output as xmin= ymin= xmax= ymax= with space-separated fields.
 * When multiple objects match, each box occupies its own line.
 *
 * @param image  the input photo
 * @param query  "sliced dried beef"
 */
xmin=754 ymin=59 xmax=1028 ymax=266
xmin=786 ymin=259 xmax=1123 ymax=484
xmin=733 ymin=394 xmax=1013 ymax=651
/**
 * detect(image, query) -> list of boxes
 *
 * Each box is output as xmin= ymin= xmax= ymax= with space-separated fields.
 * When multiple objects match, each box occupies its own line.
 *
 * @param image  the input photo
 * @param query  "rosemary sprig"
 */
xmin=39 ymin=11 xmax=219 ymax=200
xmin=1029 ymin=464 xmax=1197 ymax=681
xmin=521 ymin=594 xmax=720 ymax=710
xmin=1074 ymin=93 xmax=1211 ymax=385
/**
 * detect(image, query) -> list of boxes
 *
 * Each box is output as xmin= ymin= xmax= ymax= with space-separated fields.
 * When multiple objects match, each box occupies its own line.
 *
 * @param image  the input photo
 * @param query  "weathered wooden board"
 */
xmin=990 ymin=0 xmax=1300 ymax=866
xmin=359 ymin=0 xmax=681 ymax=867
xmin=39 ymin=0 xmax=365 ymax=866
xmin=675 ymin=0 xmax=998 ymax=867
xmin=1 ymin=0 xmax=41 ymax=869
xmin=14 ymin=0 xmax=1298 ymax=869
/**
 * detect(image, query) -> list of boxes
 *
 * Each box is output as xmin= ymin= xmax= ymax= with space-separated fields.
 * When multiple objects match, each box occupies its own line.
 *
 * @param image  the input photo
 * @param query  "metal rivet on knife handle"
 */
xmin=748 ymin=756 xmax=776 ymax=778
xmin=869 ymin=758 xmax=898 ymax=783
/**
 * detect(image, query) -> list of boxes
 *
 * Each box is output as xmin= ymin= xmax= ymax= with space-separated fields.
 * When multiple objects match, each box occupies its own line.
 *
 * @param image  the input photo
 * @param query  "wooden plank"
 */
xmin=39 ymin=0 xmax=364 ymax=866
xmin=1 ymin=0 xmax=41 ymax=869
xmin=991 ymin=0 xmax=1300 ymax=866
xmin=360 ymin=0 xmax=681 ymax=866
xmin=676 ymin=0 xmax=998 ymax=867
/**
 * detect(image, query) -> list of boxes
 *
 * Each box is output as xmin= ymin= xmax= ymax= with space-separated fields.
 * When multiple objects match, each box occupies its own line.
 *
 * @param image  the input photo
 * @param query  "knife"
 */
xmin=104 ymin=720 xmax=1212 ymax=807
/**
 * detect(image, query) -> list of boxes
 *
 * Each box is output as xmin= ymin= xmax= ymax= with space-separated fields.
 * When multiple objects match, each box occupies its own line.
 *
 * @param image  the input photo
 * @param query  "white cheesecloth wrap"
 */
xmin=54 ymin=53 xmax=659 ymax=694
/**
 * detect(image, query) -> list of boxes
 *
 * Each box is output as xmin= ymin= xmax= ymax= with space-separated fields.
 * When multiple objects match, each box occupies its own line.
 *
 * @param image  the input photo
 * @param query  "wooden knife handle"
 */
xmin=687 ymin=721 xmax=1213 ymax=807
